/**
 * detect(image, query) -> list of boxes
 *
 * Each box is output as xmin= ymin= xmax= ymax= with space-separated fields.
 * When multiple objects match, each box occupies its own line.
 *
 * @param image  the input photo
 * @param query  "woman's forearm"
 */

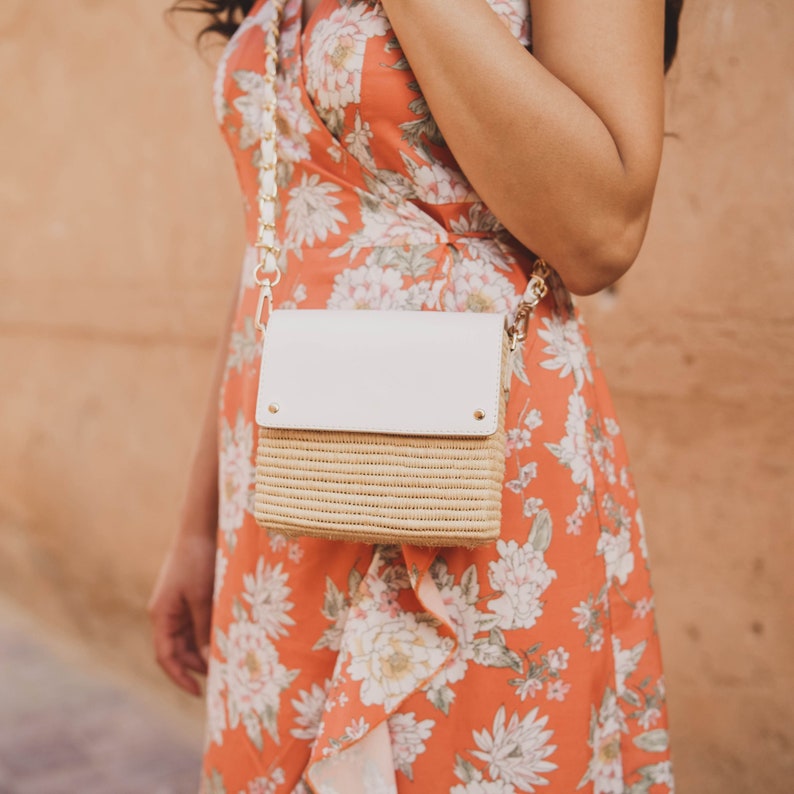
xmin=378 ymin=0 xmax=665 ymax=294
xmin=177 ymin=270 xmax=242 ymax=539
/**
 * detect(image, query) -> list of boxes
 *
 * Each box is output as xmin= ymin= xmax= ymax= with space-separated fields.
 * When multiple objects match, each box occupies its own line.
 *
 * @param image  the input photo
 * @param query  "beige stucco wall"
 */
xmin=1 ymin=1 xmax=792 ymax=791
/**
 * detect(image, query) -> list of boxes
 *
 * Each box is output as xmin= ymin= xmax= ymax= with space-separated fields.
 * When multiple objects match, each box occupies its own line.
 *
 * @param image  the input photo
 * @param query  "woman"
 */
xmin=149 ymin=0 xmax=683 ymax=791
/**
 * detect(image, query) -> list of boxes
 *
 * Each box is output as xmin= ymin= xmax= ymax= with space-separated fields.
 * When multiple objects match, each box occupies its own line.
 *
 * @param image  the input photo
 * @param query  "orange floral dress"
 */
xmin=202 ymin=0 xmax=674 ymax=792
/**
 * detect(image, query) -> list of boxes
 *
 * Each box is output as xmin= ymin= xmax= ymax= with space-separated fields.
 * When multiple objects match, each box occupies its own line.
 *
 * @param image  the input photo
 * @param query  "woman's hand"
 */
xmin=147 ymin=528 xmax=217 ymax=697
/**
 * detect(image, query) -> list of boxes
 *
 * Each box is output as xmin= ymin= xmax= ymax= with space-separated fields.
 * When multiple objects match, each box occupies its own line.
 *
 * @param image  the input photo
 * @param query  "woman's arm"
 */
xmin=147 ymin=271 xmax=241 ymax=694
xmin=377 ymin=0 xmax=666 ymax=295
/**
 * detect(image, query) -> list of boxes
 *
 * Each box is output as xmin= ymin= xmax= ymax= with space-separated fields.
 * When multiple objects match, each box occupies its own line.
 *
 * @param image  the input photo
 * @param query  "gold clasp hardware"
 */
xmin=254 ymin=281 xmax=274 ymax=332
xmin=252 ymin=256 xmax=282 ymax=286
xmin=507 ymin=259 xmax=550 ymax=350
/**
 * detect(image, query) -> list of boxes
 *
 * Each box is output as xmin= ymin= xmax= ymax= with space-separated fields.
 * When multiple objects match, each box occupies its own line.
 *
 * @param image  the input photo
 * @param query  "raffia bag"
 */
xmin=251 ymin=0 xmax=549 ymax=547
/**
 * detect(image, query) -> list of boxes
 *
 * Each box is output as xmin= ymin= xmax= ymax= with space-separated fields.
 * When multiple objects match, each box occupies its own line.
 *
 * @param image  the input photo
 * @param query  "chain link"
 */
xmin=254 ymin=0 xmax=287 ymax=333
xmin=507 ymin=258 xmax=551 ymax=350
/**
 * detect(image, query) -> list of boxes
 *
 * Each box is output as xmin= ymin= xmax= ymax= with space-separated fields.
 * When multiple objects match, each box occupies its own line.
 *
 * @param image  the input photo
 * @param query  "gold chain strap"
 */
xmin=506 ymin=258 xmax=550 ymax=349
xmin=252 ymin=0 xmax=548 ymax=340
xmin=254 ymin=0 xmax=287 ymax=333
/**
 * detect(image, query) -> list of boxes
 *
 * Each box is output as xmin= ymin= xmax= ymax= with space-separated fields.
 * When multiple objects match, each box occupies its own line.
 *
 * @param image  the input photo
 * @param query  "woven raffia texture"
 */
xmin=254 ymin=340 xmax=508 ymax=547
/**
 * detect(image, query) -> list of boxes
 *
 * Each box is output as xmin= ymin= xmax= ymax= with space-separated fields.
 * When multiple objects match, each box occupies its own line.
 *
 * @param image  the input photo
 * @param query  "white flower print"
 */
xmin=285 ymin=173 xmax=347 ymax=248
xmin=546 ymin=647 xmax=570 ymax=672
xmin=314 ymin=576 xmax=350 ymax=652
xmin=304 ymin=3 xmax=389 ymax=114
xmin=603 ymin=416 xmax=620 ymax=436
xmin=472 ymin=706 xmax=558 ymax=791
xmin=204 ymin=656 xmax=227 ymax=748
xmin=443 ymin=259 xmax=520 ymax=314
xmin=388 ymin=712 xmax=435 ymax=780
xmin=242 ymin=769 xmax=285 ymax=794
xmin=287 ymin=542 xmax=304 ymax=564
xmin=592 ymin=431 xmax=618 ymax=486
xmin=578 ymin=690 xmax=626 ymax=793
xmin=572 ymin=604 xmax=591 ymax=631
xmin=505 ymin=461 xmax=537 ymax=494
xmin=611 ymin=638 xmax=647 ymax=699
xmin=344 ymin=716 xmax=370 ymax=742
xmin=490 ymin=0 xmax=531 ymax=44
xmin=597 ymin=527 xmax=635 ymax=586
xmin=537 ymin=314 xmax=593 ymax=387
xmin=346 ymin=612 xmax=451 ymax=711
xmin=213 ymin=1 xmax=274 ymax=123
xmin=645 ymin=761 xmax=675 ymax=788
xmin=546 ymin=680 xmax=571 ymax=702
xmin=521 ymin=497 xmax=544 ymax=517
xmin=242 ymin=558 xmax=296 ymax=639
xmin=344 ymin=110 xmax=377 ymax=171
xmin=276 ymin=78 xmax=315 ymax=165
xmin=515 ymin=678 xmax=543 ymax=702
xmin=326 ymin=262 xmax=410 ymax=310
xmin=508 ymin=641 xmax=571 ymax=706
xmin=232 ymin=70 xmax=269 ymax=150
xmin=402 ymin=152 xmax=478 ymax=205
xmin=213 ymin=0 xmax=277 ymax=123
xmin=546 ymin=390 xmax=594 ymax=493
xmin=269 ymin=531 xmax=288 ymax=554
xmin=488 ymin=538 xmax=557 ymax=631
xmin=362 ymin=559 xmax=410 ymax=619
xmin=505 ymin=428 xmax=531 ymax=456
xmin=639 ymin=707 xmax=663 ymax=731
xmin=223 ymin=618 xmax=297 ymax=746
xmin=336 ymin=198 xmax=444 ymax=256
xmin=291 ymin=680 xmax=330 ymax=741
xmin=572 ymin=591 xmax=608 ymax=653
xmin=451 ymin=782 xmax=516 ymax=794
xmin=633 ymin=596 xmax=654 ymax=620
xmin=277 ymin=281 xmax=308 ymax=311
xmin=566 ymin=512 xmax=584 ymax=536
xmin=218 ymin=411 xmax=256 ymax=548
xmin=433 ymin=567 xmax=484 ymax=681
xmin=449 ymin=200 xmax=501 ymax=236
xmin=620 ymin=464 xmax=635 ymax=494
xmin=405 ymin=280 xmax=439 ymax=310
xmin=461 ymin=236 xmax=516 ymax=273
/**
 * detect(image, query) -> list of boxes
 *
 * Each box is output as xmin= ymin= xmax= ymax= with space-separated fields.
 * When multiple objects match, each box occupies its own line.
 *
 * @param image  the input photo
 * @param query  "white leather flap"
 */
xmin=255 ymin=309 xmax=506 ymax=436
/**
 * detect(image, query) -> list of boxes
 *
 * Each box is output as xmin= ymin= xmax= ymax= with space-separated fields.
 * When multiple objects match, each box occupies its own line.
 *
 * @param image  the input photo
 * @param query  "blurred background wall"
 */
xmin=0 ymin=1 xmax=792 ymax=792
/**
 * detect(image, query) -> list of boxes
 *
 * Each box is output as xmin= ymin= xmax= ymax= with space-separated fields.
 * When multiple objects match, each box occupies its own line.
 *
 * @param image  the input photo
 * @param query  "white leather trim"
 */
xmin=255 ymin=309 xmax=507 ymax=436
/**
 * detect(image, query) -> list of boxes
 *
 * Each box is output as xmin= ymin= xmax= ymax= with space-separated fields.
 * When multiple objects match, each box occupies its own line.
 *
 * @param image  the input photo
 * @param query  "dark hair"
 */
xmin=173 ymin=0 xmax=684 ymax=73
xmin=172 ymin=0 xmax=256 ymax=41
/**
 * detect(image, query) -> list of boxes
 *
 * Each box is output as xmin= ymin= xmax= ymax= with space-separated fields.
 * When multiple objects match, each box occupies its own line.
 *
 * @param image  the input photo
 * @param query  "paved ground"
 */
xmin=0 ymin=605 xmax=202 ymax=794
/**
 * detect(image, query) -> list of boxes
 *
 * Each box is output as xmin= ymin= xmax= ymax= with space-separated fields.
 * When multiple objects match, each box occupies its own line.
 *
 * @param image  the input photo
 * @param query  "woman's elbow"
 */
xmin=540 ymin=202 xmax=653 ymax=296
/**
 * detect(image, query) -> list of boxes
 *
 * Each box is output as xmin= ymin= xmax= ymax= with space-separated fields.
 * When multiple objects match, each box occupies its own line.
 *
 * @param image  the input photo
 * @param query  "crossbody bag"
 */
xmin=251 ymin=0 xmax=549 ymax=547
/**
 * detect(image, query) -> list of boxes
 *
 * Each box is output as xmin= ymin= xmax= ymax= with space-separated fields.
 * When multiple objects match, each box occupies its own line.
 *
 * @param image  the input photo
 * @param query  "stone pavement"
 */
xmin=0 ymin=604 xmax=203 ymax=794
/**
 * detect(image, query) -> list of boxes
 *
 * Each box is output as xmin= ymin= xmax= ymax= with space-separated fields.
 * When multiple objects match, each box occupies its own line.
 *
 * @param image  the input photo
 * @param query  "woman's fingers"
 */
xmin=147 ymin=535 xmax=217 ymax=693
xmin=188 ymin=591 xmax=213 ymax=671
xmin=149 ymin=594 xmax=203 ymax=696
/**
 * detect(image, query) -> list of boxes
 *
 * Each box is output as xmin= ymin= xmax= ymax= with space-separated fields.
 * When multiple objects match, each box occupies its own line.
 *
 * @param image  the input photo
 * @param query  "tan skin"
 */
xmin=148 ymin=0 xmax=666 ymax=695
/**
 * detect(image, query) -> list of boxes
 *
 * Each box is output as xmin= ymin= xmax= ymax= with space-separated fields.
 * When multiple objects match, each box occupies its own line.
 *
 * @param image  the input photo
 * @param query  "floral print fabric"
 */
xmin=202 ymin=0 xmax=673 ymax=792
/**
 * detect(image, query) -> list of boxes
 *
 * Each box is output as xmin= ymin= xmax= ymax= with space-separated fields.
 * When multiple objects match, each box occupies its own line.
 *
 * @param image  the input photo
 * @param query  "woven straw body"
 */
xmin=254 ymin=334 xmax=509 ymax=547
